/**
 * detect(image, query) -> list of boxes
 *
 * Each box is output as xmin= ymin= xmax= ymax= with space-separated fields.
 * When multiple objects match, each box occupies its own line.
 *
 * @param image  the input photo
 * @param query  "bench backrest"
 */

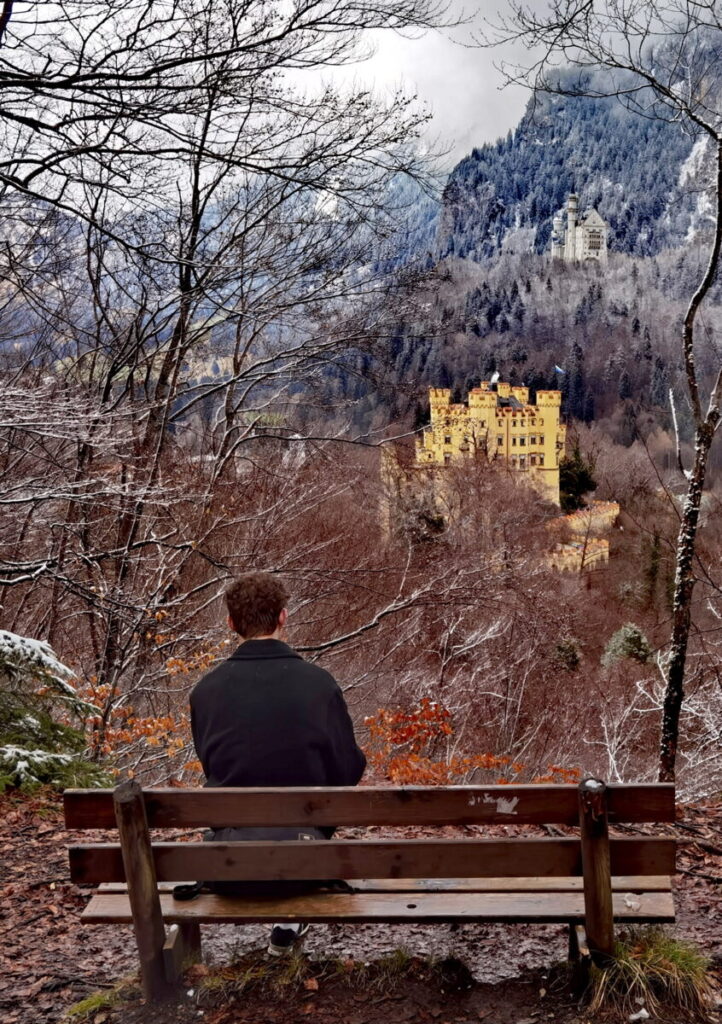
xmin=64 ymin=783 xmax=676 ymax=884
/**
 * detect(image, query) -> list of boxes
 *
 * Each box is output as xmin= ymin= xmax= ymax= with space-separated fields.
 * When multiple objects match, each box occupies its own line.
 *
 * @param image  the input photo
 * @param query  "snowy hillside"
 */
xmin=435 ymin=85 xmax=711 ymax=262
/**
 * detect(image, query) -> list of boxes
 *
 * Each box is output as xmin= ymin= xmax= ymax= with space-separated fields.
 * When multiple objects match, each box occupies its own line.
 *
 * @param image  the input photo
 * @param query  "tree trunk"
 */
xmin=658 ymin=425 xmax=712 ymax=781
xmin=658 ymin=137 xmax=722 ymax=782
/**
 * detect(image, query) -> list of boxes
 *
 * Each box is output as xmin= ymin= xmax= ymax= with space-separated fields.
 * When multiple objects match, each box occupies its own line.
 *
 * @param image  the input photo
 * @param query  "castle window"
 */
xmin=519 ymin=437 xmax=526 ymax=447
xmin=530 ymin=435 xmax=537 ymax=445
xmin=530 ymin=455 xmax=537 ymax=466
xmin=444 ymin=435 xmax=451 ymax=445
xmin=480 ymin=420 xmax=486 ymax=428
xmin=444 ymin=453 xmax=452 ymax=465
xmin=539 ymin=453 xmax=545 ymax=466
xmin=510 ymin=456 xmax=517 ymax=467
xmin=587 ymin=229 xmax=602 ymax=251
xmin=512 ymin=437 xmax=517 ymax=446
xmin=497 ymin=436 xmax=503 ymax=446
xmin=539 ymin=435 xmax=545 ymax=444
xmin=519 ymin=455 xmax=526 ymax=468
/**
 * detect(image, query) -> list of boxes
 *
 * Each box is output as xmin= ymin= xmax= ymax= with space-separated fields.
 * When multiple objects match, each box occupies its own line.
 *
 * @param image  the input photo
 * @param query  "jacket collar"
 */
xmin=228 ymin=639 xmax=302 ymax=660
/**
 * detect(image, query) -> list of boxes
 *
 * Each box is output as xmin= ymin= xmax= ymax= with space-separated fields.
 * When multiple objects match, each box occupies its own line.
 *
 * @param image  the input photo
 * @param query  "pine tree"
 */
xmin=0 ymin=631 xmax=106 ymax=790
xmin=650 ymin=356 xmax=669 ymax=407
xmin=559 ymin=444 xmax=597 ymax=511
xmin=568 ymin=341 xmax=586 ymax=419
xmin=601 ymin=623 xmax=652 ymax=667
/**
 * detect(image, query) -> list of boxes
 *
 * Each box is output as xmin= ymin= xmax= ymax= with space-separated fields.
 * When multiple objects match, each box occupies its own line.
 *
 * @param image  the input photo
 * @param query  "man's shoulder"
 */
xmin=292 ymin=658 xmax=339 ymax=692
xmin=190 ymin=658 xmax=235 ymax=705
xmin=189 ymin=647 xmax=339 ymax=703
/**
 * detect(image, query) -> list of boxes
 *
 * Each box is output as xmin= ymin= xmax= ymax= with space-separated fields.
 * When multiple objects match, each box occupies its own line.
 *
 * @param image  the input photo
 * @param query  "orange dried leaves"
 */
xmin=364 ymin=698 xmax=580 ymax=786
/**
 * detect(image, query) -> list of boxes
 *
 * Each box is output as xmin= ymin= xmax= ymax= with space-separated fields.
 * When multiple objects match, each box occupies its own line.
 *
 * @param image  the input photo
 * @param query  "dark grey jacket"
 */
xmin=189 ymin=638 xmax=366 ymax=790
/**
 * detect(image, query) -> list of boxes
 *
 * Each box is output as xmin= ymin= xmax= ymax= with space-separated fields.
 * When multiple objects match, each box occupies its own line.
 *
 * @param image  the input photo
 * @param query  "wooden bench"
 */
xmin=64 ymin=778 xmax=676 ymax=1002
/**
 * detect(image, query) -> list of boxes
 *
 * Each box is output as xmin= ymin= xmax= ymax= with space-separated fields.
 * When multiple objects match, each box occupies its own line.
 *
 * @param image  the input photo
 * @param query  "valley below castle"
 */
xmin=2 ymin=0 xmax=722 ymax=879
xmin=2 ymin=4 xmax=722 ymax=1021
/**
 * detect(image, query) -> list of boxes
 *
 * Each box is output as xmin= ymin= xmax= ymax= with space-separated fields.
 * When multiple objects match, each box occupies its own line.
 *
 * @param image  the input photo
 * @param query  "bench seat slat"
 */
xmin=80 ymin=890 xmax=676 ymax=926
xmin=69 ymin=837 xmax=676 ymax=884
xmin=63 ymin=784 xmax=676 ymax=829
xmin=96 ymin=874 xmax=673 ymax=895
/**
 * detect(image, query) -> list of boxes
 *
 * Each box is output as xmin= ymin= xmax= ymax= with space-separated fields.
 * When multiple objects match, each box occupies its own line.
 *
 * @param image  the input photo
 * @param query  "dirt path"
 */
xmin=0 ymin=791 xmax=720 ymax=1024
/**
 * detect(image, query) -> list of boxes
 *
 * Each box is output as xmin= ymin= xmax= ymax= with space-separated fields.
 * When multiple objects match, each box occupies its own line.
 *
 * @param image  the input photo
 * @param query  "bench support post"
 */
xmin=114 ymin=780 xmax=173 ymax=1002
xmin=568 ymin=923 xmax=592 ymax=994
xmin=578 ymin=778 xmax=614 ymax=965
xmin=163 ymin=923 xmax=202 ymax=983
xmin=179 ymin=922 xmax=202 ymax=960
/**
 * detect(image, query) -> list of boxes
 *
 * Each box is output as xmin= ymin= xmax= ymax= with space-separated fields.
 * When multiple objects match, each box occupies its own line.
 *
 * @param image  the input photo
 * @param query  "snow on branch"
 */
xmin=0 ymin=630 xmax=98 ymax=717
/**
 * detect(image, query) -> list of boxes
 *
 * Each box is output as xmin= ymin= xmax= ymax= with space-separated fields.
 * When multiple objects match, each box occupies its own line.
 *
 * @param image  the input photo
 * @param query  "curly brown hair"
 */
xmin=225 ymin=572 xmax=289 ymax=638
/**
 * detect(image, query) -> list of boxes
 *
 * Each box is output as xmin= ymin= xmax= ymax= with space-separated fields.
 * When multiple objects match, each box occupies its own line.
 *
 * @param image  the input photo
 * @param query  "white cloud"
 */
xmin=359 ymin=21 xmax=532 ymax=164
xmin=288 ymin=1 xmax=546 ymax=167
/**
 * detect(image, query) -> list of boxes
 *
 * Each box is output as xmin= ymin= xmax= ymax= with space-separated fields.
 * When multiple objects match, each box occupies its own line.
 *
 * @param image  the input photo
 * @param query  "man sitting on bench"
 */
xmin=190 ymin=571 xmax=366 ymax=955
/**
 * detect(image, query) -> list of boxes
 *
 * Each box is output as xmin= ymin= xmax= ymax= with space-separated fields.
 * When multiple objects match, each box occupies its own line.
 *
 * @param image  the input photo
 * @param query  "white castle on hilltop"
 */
xmin=551 ymin=193 xmax=608 ymax=263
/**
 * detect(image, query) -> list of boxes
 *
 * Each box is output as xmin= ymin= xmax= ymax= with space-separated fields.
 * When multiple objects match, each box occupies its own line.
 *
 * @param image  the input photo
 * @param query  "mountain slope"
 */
xmin=438 ymin=85 xmax=704 ymax=261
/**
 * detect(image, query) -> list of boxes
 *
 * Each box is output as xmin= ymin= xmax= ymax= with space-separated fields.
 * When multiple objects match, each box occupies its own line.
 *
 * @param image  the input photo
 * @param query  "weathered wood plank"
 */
xmin=68 ymin=837 xmax=676 ymax=884
xmin=80 ymin=889 xmax=676 ymax=926
xmin=353 ymin=875 xmax=673 ymax=893
xmin=98 ymin=874 xmax=673 ymax=895
xmin=63 ymin=784 xmax=676 ymax=829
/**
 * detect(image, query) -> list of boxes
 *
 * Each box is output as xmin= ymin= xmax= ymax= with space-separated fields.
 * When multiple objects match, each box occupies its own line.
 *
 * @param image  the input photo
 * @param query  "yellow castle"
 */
xmin=415 ymin=382 xmax=566 ymax=505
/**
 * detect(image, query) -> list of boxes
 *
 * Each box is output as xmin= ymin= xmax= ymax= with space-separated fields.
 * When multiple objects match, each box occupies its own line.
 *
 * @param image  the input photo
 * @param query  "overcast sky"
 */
xmin=363 ymin=19 xmax=533 ymax=166
xmin=324 ymin=0 xmax=542 ymax=170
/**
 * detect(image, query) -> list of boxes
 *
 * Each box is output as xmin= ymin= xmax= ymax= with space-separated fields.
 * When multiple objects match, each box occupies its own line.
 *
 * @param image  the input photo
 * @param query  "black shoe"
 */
xmin=267 ymin=923 xmax=310 ymax=957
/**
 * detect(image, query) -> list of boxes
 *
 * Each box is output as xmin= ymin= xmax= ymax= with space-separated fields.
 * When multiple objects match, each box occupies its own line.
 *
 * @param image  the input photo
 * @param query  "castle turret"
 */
xmin=551 ymin=213 xmax=565 ymax=259
xmin=564 ymin=194 xmax=578 ymax=261
xmin=535 ymin=390 xmax=562 ymax=409
xmin=467 ymin=387 xmax=497 ymax=413
xmin=428 ymin=388 xmax=451 ymax=412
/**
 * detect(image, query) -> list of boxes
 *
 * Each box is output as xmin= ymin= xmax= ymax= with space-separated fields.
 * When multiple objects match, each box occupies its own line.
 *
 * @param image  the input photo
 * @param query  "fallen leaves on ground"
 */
xmin=0 ymin=790 xmax=720 ymax=1024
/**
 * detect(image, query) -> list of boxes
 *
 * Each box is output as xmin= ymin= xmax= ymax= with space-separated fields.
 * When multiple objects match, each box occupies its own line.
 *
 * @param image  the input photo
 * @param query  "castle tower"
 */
xmin=551 ymin=213 xmax=565 ymax=259
xmin=564 ymin=194 xmax=578 ymax=261
xmin=428 ymin=388 xmax=452 ymax=413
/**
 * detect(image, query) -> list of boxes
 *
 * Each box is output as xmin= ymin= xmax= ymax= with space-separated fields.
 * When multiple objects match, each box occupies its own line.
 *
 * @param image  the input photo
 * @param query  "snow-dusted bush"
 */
xmin=0 ymin=630 xmax=108 ymax=790
xmin=601 ymin=623 xmax=652 ymax=668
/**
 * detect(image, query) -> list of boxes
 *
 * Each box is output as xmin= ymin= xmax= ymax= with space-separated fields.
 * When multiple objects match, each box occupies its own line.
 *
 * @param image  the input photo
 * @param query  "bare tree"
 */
xmin=491 ymin=0 xmax=722 ymax=781
xmin=0 ymin=0 xmax=449 ymax=247
xmin=0 ymin=0 xmax=454 ymax=751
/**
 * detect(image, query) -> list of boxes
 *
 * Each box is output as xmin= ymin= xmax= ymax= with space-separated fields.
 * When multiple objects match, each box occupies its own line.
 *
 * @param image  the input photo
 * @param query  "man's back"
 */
xmin=190 ymin=638 xmax=366 ymax=789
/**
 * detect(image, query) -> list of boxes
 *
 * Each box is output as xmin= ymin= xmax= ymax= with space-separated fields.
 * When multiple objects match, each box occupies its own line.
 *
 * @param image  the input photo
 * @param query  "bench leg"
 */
xmin=568 ymin=924 xmax=592 ymax=997
xmin=163 ymin=923 xmax=203 ymax=984
xmin=568 ymin=922 xmax=579 ymax=962
xmin=114 ymin=780 xmax=173 ymax=1002
xmin=180 ymin=922 xmax=202 ymax=962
